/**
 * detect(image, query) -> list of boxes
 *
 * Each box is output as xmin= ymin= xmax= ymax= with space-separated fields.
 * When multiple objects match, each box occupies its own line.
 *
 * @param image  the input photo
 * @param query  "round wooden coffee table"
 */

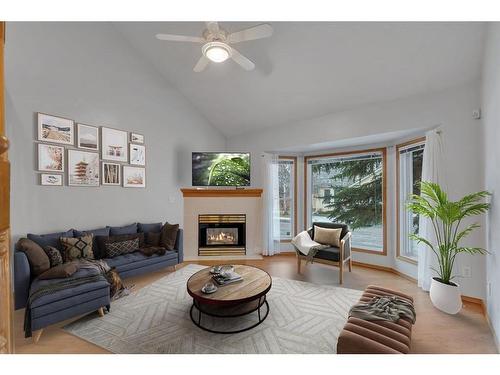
xmin=186 ymin=265 xmax=272 ymax=334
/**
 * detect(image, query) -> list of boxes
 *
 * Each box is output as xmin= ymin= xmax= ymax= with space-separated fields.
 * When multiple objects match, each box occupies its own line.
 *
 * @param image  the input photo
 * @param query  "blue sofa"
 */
xmin=14 ymin=224 xmax=183 ymax=340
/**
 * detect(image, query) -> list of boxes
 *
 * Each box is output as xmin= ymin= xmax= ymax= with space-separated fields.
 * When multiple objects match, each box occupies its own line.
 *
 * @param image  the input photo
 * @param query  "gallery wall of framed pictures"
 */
xmin=35 ymin=112 xmax=146 ymax=188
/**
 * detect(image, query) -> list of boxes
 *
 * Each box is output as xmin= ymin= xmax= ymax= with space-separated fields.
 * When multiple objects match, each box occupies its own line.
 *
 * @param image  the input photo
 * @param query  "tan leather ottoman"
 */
xmin=337 ymin=285 xmax=415 ymax=354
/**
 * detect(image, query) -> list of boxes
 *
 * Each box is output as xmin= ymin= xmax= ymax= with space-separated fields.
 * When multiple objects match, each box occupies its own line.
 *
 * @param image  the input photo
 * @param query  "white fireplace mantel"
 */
xmin=181 ymin=188 xmax=264 ymax=261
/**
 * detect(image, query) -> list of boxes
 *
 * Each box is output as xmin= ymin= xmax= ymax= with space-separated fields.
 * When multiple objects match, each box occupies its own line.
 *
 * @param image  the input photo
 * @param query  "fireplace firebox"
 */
xmin=198 ymin=214 xmax=246 ymax=256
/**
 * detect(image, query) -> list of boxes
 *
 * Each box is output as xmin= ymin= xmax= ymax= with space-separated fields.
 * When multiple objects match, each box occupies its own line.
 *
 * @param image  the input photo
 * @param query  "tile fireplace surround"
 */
xmin=181 ymin=188 xmax=264 ymax=260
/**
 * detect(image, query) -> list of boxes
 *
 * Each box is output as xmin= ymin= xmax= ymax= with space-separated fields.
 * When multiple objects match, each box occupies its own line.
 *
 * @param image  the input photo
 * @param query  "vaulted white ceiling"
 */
xmin=115 ymin=22 xmax=485 ymax=138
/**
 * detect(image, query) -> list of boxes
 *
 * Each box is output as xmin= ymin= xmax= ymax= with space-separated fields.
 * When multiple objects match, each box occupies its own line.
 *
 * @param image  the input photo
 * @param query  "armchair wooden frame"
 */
xmin=295 ymin=231 xmax=353 ymax=284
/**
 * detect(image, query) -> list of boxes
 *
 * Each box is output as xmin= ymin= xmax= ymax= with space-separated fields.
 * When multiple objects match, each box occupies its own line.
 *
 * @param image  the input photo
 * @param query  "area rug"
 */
xmin=64 ymin=264 xmax=363 ymax=354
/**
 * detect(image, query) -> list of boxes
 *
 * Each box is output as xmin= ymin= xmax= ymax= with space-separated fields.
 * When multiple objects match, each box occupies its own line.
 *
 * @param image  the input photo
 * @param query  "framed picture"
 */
xmin=37 ymin=113 xmax=74 ymax=145
xmin=102 ymin=162 xmax=121 ymax=186
xmin=38 ymin=144 xmax=65 ymax=172
xmin=123 ymin=166 xmax=146 ymax=188
xmin=77 ymin=123 xmax=99 ymax=150
xmin=101 ymin=127 xmax=128 ymax=162
xmin=129 ymin=144 xmax=146 ymax=166
xmin=40 ymin=174 xmax=63 ymax=186
xmin=68 ymin=150 xmax=100 ymax=186
xmin=131 ymin=132 xmax=144 ymax=144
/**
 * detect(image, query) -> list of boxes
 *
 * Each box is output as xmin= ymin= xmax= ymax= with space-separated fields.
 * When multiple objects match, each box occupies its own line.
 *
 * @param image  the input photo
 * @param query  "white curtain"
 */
xmin=261 ymin=153 xmax=280 ymax=256
xmin=417 ymin=129 xmax=446 ymax=291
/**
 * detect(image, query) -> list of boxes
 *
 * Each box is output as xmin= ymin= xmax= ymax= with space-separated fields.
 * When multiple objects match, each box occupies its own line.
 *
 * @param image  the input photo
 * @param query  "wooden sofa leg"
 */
xmin=348 ymin=258 xmax=352 ymax=272
xmin=32 ymin=329 xmax=43 ymax=344
xmin=339 ymin=262 xmax=343 ymax=284
xmin=297 ymin=256 xmax=301 ymax=274
xmin=98 ymin=307 xmax=105 ymax=317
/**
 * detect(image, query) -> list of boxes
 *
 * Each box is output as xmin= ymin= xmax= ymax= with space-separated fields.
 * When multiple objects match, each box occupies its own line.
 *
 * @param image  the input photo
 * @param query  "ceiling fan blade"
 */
xmin=228 ymin=24 xmax=273 ymax=44
xmin=205 ymin=22 xmax=220 ymax=34
xmin=193 ymin=55 xmax=210 ymax=72
xmin=156 ymin=34 xmax=205 ymax=43
xmin=230 ymin=48 xmax=255 ymax=71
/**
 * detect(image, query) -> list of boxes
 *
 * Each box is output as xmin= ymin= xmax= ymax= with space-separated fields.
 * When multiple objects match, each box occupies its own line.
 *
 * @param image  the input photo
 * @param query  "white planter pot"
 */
xmin=429 ymin=277 xmax=462 ymax=314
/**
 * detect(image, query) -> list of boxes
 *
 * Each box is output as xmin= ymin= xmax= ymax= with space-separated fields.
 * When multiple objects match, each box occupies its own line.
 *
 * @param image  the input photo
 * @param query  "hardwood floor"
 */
xmin=13 ymin=255 xmax=498 ymax=354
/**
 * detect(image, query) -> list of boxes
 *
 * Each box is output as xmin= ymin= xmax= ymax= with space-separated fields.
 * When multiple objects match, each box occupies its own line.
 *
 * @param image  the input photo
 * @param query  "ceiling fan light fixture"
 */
xmin=202 ymin=42 xmax=231 ymax=63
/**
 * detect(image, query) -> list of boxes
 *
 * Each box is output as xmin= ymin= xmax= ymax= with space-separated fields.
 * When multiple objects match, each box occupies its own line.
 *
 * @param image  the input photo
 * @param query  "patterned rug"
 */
xmin=64 ymin=264 xmax=362 ymax=354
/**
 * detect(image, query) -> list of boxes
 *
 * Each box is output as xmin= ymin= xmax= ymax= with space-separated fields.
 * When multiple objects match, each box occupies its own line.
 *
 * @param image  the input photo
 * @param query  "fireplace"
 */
xmin=198 ymin=214 xmax=246 ymax=256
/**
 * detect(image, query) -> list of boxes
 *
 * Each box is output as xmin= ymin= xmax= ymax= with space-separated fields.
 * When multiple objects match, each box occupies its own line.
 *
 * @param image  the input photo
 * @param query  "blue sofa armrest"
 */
xmin=14 ymin=251 xmax=31 ymax=310
xmin=174 ymin=229 xmax=183 ymax=263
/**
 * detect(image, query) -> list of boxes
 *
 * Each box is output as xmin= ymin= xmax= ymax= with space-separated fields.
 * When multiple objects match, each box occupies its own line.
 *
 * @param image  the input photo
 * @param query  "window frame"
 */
xmin=278 ymin=156 xmax=298 ymax=242
xmin=304 ymin=147 xmax=387 ymax=256
xmin=396 ymin=137 xmax=426 ymax=265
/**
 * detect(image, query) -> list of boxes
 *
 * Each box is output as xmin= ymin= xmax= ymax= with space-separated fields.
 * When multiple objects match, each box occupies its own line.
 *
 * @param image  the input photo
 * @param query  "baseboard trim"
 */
xmin=352 ymin=261 xmax=417 ymax=283
xmin=482 ymin=304 xmax=500 ymax=353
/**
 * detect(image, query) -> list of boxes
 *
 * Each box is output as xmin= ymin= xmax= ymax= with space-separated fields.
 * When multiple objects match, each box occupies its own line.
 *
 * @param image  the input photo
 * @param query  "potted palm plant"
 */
xmin=407 ymin=182 xmax=490 ymax=314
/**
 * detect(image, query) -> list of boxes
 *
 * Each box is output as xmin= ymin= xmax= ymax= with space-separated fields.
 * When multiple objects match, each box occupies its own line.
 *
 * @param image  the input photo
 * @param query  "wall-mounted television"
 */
xmin=192 ymin=152 xmax=250 ymax=187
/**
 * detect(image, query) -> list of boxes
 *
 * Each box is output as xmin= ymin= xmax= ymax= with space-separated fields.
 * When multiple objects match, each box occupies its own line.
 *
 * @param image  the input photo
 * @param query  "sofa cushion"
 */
xmin=42 ymin=245 xmax=63 ymax=268
xmin=30 ymin=268 xmax=108 ymax=308
xmin=108 ymin=223 xmax=138 ymax=236
xmin=38 ymin=262 xmax=79 ymax=280
xmin=160 ymin=223 xmax=179 ymax=250
xmin=30 ymin=268 xmax=109 ymax=318
xmin=138 ymin=222 xmax=162 ymax=233
xmin=74 ymin=227 xmax=110 ymax=259
xmin=105 ymin=250 xmax=178 ymax=274
xmin=60 ymin=234 xmax=94 ymax=262
xmin=15 ymin=238 xmax=50 ymax=277
xmin=27 ymin=229 xmax=74 ymax=251
xmin=105 ymin=238 xmax=140 ymax=258
xmin=314 ymin=246 xmax=340 ymax=262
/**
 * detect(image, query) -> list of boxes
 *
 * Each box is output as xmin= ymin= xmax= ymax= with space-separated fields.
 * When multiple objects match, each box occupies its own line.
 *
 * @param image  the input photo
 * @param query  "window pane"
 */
xmin=399 ymin=144 xmax=424 ymax=260
xmin=308 ymin=152 xmax=384 ymax=251
xmin=278 ymin=159 xmax=295 ymax=239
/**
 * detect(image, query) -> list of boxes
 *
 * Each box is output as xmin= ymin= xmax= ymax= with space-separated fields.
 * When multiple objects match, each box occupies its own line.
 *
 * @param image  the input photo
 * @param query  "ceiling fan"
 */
xmin=155 ymin=22 xmax=273 ymax=72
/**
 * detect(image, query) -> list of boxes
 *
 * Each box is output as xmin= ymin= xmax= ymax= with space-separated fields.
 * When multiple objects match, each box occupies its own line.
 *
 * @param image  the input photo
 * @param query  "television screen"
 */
xmin=192 ymin=152 xmax=250 ymax=186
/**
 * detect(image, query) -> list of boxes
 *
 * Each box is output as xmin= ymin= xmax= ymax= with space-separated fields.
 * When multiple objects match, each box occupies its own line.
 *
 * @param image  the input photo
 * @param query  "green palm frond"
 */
xmin=454 ymin=223 xmax=480 ymax=245
xmin=420 ymin=182 xmax=448 ymax=206
xmin=406 ymin=181 xmax=490 ymax=285
xmin=456 ymin=247 xmax=489 ymax=255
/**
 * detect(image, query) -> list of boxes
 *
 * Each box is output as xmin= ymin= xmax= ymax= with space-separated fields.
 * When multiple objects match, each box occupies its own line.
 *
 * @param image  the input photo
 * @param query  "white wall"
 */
xmin=5 ymin=22 xmax=226 ymax=241
xmin=227 ymin=81 xmax=486 ymax=299
xmin=481 ymin=23 xmax=500 ymax=349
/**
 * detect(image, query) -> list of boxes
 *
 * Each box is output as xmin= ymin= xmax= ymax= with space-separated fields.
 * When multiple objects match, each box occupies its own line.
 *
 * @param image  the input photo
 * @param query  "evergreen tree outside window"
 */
xmin=305 ymin=149 xmax=386 ymax=252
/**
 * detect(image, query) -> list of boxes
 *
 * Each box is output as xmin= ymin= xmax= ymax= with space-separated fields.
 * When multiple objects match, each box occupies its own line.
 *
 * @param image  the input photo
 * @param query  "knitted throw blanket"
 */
xmin=24 ymin=273 xmax=105 ymax=338
xmin=349 ymin=296 xmax=416 ymax=324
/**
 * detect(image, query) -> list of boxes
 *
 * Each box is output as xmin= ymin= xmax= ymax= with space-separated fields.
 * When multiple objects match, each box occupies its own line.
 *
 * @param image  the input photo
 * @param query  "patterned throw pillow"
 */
xmin=105 ymin=238 xmax=139 ymax=258
xmin=60 ymin=234 xmax=94 ymax=262
xmin=43 ymin=245 xmax=63 ymax=267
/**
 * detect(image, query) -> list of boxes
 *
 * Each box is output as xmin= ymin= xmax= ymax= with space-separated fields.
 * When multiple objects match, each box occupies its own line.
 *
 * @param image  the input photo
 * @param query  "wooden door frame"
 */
xmin=0 ymin=21 xmax=14 ymax=354
xmin=395 ymin=137 xmax=426 ymax=265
